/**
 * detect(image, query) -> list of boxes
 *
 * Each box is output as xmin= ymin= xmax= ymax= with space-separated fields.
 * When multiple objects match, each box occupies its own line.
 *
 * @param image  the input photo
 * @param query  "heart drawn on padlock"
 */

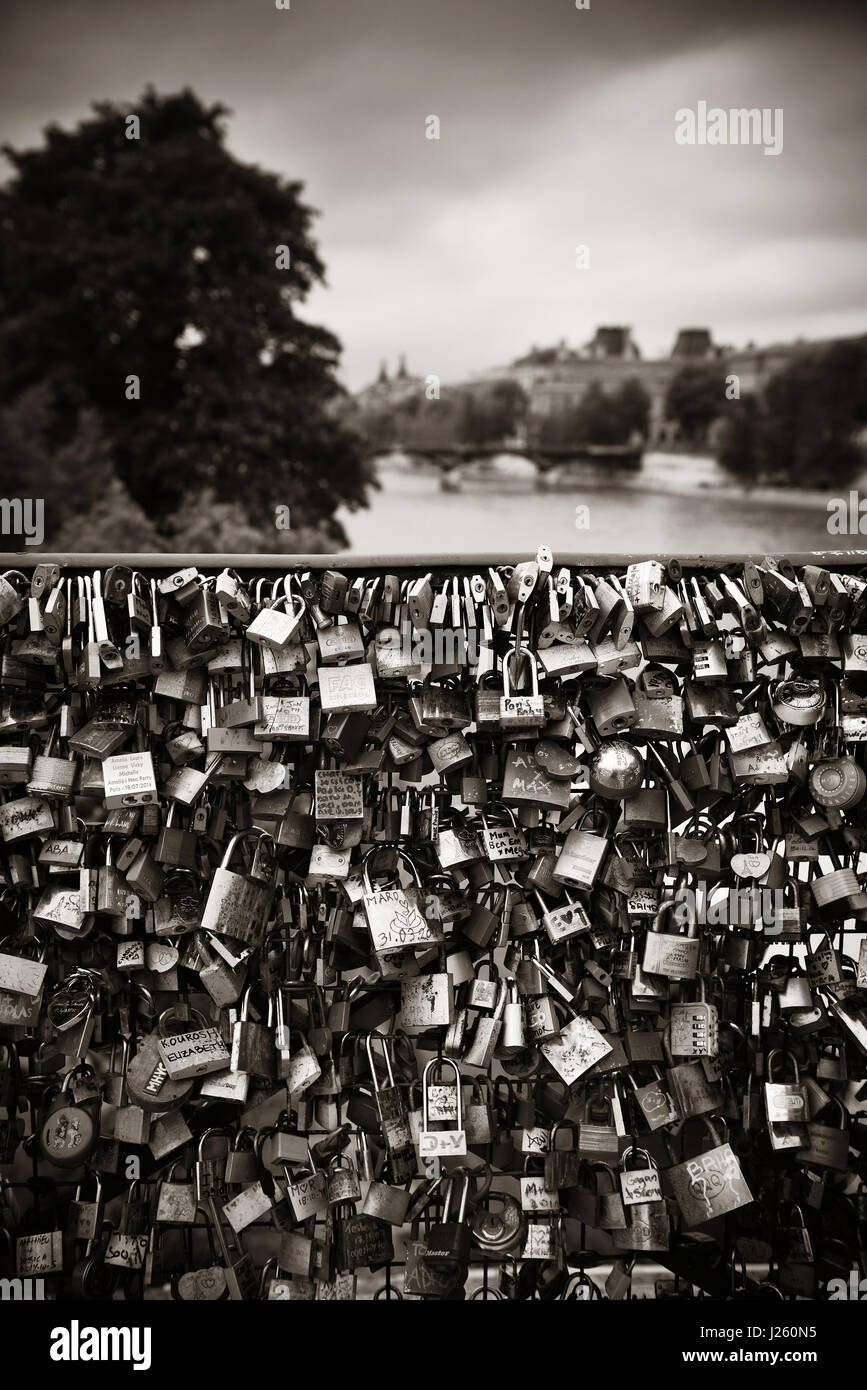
xmin=730 ymin=852 xmax=771 ymax=880
xmin=176 ymin=1267 xmax=227 ymax=1300
xmin=145 ymin=941 xmax=179 ymax=973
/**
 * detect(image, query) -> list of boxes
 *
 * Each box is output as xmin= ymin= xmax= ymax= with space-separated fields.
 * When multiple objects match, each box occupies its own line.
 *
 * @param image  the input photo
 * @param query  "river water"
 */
xmin=336 ymin=452 xmax=854 ymax=555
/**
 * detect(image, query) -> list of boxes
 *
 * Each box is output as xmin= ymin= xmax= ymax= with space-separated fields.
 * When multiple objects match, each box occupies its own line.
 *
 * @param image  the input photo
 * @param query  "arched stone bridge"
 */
xmin=373 ymin=442 xmax=644 ymax=485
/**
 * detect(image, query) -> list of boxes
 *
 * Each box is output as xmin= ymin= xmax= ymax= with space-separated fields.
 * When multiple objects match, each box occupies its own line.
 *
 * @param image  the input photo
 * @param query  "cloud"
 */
xmin=1 ymin=0 xmax=865 ymax=386
xmin=311 ymin=28 xmax=867 ymax=382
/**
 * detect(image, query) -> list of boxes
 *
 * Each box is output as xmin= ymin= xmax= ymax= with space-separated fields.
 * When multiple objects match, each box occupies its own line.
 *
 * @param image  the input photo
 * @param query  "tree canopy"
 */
xmin=536 ymin=378 xmax=650 ymax=448
xmin=717 ymin=337 xmax=867 ymax=486
xmin=0 ymin=87 xmax=370 ymax=545
xmin=664 ymin=364 xmax=728 ymax=442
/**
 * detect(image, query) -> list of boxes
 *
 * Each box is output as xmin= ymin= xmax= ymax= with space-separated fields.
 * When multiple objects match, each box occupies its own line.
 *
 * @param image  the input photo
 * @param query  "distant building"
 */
xmin=355 ymin=327 xmax=865 ymax=448
xmin=671 ymin=328 xmax=719 ymax=361
xmin=355 ymin=355 xmax=425 ymax=410
xmin=583 ymin=326 xmax=642 ymax=360
xmin=464 ymin=326 xmax=863 ymax=444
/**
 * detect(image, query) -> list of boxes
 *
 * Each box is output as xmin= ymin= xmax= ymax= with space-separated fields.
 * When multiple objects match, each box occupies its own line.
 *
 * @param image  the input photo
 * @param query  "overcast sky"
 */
xmin=2 ymin=0 xmax=865 ymax=389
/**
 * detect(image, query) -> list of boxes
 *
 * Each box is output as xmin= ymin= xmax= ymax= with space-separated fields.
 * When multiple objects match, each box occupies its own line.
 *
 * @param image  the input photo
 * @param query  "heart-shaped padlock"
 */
xmin=174 ymin=1266 xmax=228 ymax=1300
xmin=730 ymin=851 xmax=772 ymax=881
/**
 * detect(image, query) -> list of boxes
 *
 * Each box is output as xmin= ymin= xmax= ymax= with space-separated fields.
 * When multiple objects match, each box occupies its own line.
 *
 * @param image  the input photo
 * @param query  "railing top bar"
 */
xmin=3 ymin=551 xmax=867 ymax=571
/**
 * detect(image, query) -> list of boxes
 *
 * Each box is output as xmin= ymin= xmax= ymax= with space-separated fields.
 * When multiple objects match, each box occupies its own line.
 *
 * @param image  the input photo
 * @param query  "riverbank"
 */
xmin=373 ymin=449 xmax=857 ymax=510
xmin=336 ymin=453 xmax=850 ymax=553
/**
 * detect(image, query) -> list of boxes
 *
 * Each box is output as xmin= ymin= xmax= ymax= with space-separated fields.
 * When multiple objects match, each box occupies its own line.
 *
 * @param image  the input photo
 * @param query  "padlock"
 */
xmin=400 ymin=948 xmax=454 ymax=1032
xmin=666 ymin=1115 xmax=753 ymax=1228
xmin=125 ymin=1009 xmax=198 ymax=1114
xmin=229 ymin=986 xmax=276 ymax=1078
xmin=365 ymin=1034 xmax=416 ymax=1182
xmin=663 ymin=1036 xmax=722 ymax=1120
xmin=553 ymin=807 xmax=611 ymax=890
xmin=461 ymin=976 xmax=508 ymax=1074
xmin=334 ymin=1200 xmax=394 ymax=1273
xmin=542 ymin=1118 xmax=580 ymax=1189
xmin=499 ymin=645 xmax=545 ymax=729
xmin=462 ymin=883 xmax=506 ymax=953
xmin=419 ymin=1056 xmax=467 ymax=1159
xmin=38 ymin=1067 xmax=100 ymax=1168
xmin=532 ymin=886 xmax=591 ymax=944
xmin=668 ymin=978 xmax=719 ymax=1057
xmin=362 ymin=1178 xmax=413 ymax=1227
xmin=360 ymin=845 xmax=437 ymax=958
xmin=778 ymin=962 xmax=815 ymax=1013
xmin=797 ymin=1097 xmax=850 ymax=1172
xmin=618 ymin=1144 xmax=663 ymax=1207
xmin=465 ymin=957 xmax=500 ymax=1012
xmin=763 ymin=1049 xmax=808 ymax=1150
xmin=642 ymin=898 xmax=701 ymax=980
xmin=200 ymin=828 xmax=276 ymax=948
xmin=464 ymin=1075 xmax=495 ymax=1146
xmin=627 ymin=1067 xmax=679 ymax=1130
xmin=194 ymin=1127 xmax=233 ymax=1205
xmin=156 ymin=1161 xmax=198 ymax=1224
xmin=575 ymin=1086 xmax=621 ymax=1162
xmin=423 ymin=1173 xmax=472 ymax=1275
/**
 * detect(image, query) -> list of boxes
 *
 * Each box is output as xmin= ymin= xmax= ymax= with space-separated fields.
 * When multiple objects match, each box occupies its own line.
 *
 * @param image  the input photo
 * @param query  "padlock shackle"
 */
xmin=218 ymin=826 xmax=270 ymax=871
xmin=421 ymin=1054 xmax=463 ymax=1131
xmin=366 ymin=1031 xmax=395 ymax=1093
xmin=361 ymin=844 xmax=422 ymax=893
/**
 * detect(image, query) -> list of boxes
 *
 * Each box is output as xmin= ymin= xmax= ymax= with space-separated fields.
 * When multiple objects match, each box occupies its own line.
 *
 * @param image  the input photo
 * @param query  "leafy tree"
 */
xmin=0 ymin=382 xmax=123 ymax=549
xmin=572 ymin=383 xmax=621 ymax=444
xmin=716 ymin=337 xmax=867 ymax=486
xmin=457 ymin=384 xmax=522 ymax=446
xmin=0 ymin=88 xmax=371 ymax=541
xmin=759 ymin=339 xmax=867 ymax=486
xmin=535 ymin=381 xmax=647 ymax=449
xmin=614 ymin=378 xmax=651 ymax=439
xmin=354 ymin=380 xmax=527 ymax=453
xmin=485 ymin=380 xmax=527 ymax=439
xmin=715 ymin=392 xmax=762 ymax=479
xmin=664 ymin=365 xmax=727 ymax=441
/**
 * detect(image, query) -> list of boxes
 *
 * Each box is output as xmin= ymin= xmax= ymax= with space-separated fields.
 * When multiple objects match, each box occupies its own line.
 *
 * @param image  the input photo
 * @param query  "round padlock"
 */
xmin=771 ymin=679 xmax=826 ymax=727
xmin=126 ymin=1026 xmax=197 ymax=1113
xmin=470 ymin=1192 xmax=527 ymax=1257
xmin=808 ymin=757 xmax=867 ymax=810
xmin=39 ymin=1073 xmax=99 ymax=1168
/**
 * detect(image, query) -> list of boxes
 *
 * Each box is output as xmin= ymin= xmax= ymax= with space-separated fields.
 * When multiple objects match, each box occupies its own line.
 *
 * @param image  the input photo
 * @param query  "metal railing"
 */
xmin=4 ymin=550 xmax=867 ymax=573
